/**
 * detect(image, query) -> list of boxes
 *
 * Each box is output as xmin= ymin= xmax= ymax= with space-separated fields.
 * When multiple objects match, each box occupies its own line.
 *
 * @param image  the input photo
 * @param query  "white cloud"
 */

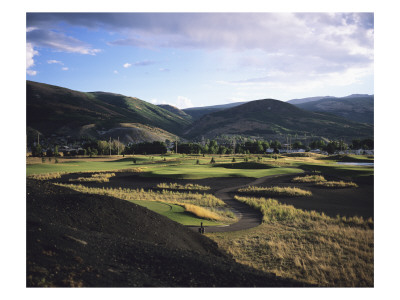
xmin=113 ymin=70 xmax=118 ymax=74
xmin=176 ymin=96 xmax=193 ymax=109
xmin=61 ymin=67 xmax=69 ymax=71
xmin=26 ymin=69 xmax=37 ymax=76
xmin=27 ymin=29 xmax=101 ymax=55
xmin=26 ymin=42 xmax=38 ymax=76
xmin=47 ymin=60 xmax=63 ymax=65
xmin=150 ymin=98 xmax=167 ymax=105
xmin=123 ymin=63 xmax=132 ymax=68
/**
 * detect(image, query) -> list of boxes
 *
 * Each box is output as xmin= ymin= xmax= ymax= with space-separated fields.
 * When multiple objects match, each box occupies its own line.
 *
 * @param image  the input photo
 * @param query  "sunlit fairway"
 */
xmin=27 ymin=154 xmax=373 ymax=179
xmin=127 ymin=200 xmax=225 ymax=226
xmin=27 ymin=155 xmax=304 ymax=179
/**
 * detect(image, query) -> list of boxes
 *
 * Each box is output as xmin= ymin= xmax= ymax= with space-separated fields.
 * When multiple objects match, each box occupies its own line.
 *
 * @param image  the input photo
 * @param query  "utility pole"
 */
xmin=286 ymin=135 xmax=288 ymax=152
xmin=109 ymin=136 xmax=111 ymax=157
xmin=118 ymin=136 xmax=120 ymax=156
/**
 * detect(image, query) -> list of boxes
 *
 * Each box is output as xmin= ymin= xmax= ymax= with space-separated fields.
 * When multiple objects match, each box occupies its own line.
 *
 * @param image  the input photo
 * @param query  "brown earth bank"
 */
xmin=26 ymin=179 xmax=310 ymax=287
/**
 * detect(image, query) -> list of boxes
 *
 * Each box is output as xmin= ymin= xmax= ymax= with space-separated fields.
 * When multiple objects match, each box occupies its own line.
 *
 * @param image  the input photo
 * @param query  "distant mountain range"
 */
xmin=184 ymin=98 xmax=373 ymax=140
xmin=26 ymin=80 xmax=373 ymax=144
xmin=292 ymin=95 xmax=374 ymax=124
xmin=183 ymin=102 xmax=247 ymax=120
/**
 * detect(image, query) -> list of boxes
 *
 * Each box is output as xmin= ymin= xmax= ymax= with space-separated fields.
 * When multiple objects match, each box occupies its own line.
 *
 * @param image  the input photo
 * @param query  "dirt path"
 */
xmin=187 ymin=174 xmax=292 ymax=233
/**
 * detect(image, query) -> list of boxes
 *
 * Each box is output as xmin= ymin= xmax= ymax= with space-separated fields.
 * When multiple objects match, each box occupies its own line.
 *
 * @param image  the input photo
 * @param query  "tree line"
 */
xmin=29 ymin=137 xmax=374 ymax=157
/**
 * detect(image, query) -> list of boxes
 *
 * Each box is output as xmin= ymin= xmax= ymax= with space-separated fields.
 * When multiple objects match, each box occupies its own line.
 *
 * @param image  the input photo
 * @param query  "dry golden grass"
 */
xmin=182 ymin=204 xmax=224 ymax=221
xmin=238 ymin=186 xmax=312 ymax=197
xmin=55 ymin=183 xmax=234 ymax=221
xmin=157 ymin=182 xmax=211 ymax=191
xmin=292 ymin=175 xmax=327 ymax=183
xmin=315 ymin=181 xmax=358 ymax=188
xmin=208 ymin=196 xmax=373 ymax=287
xmin=28 ymin=172 xmax=66 ymax=180
xmin=69 ymin=173 xmax=116 ymax=183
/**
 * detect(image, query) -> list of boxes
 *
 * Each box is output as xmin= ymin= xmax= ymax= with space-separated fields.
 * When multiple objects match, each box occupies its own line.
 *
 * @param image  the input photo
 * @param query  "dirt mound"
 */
xmin=27 ymin=179 xmax=308 ymax=287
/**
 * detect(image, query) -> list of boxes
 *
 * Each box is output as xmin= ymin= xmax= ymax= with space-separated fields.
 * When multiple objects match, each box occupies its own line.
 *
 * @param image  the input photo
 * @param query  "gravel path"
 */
xmin=187 ymin=174 xmax=293 ymax=233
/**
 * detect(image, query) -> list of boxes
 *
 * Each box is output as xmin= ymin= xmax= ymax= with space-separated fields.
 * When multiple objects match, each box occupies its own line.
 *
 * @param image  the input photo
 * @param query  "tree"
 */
xmin=54 ymin=145 xmax=59 ymax=157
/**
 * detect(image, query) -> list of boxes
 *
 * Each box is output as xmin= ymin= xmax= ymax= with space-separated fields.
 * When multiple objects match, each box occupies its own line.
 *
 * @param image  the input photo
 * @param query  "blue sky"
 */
xmin=26 ymin=12 xmax=374 ymax=108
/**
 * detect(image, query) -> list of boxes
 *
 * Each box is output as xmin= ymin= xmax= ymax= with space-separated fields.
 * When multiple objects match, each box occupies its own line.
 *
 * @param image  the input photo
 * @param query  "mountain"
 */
xmin=184 ymin=99 xmax=373 ymax=140
xmin=183 ymin=102 xmax=247 ymax=120
xmin=27 ymin=81 xmax=191 ymax=143
xmin=294 ymin=95 xmax=374 ymax=124
xmin=157 ymin=104 xmax=192 ymax=121
xmin=286 ymin=96 xmax=333 ymax=105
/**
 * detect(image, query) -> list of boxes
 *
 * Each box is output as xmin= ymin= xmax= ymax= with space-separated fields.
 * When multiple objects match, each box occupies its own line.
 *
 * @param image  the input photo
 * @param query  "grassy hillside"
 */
xmin=184 ymin=99 xmax=373 ymax=140
xmin=158 ymin=104 xmax=192 ymax=121
xmin=183 ymin=102 xmax=246 ymax=120
xmin=27 ymin=81 xmax=192 ymax=141
xmin=294 ymin=95 xmax=374 ymax=124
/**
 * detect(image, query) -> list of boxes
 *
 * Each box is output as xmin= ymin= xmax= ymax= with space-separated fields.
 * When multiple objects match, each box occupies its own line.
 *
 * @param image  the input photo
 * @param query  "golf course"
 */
xmin=27 ymin=153 xmax=373 ymax=287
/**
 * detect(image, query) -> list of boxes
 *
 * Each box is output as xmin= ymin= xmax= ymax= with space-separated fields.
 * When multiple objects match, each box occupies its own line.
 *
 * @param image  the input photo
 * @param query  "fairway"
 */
xmin=128 ymin=200 xmax=224 ymax=226
xmin=144 ymin=164 xmax=304 ymax=179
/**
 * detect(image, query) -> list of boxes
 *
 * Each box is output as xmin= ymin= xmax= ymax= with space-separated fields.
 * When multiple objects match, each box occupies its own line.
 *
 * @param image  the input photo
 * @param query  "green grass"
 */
xmin=128 ymin=200 xmax=222 ymax=226
xmin=27 ymin=155 xmax=373 ymax=181
xmin=55 ymin=183 xmax=232 ymax=225
xmin=144 ymin=164 xmax=304 ymax=179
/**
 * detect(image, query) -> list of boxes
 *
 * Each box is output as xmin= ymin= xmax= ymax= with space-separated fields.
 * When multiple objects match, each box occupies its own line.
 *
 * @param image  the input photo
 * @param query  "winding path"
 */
xmin=188 ymin=174 xmax=297 ymax=233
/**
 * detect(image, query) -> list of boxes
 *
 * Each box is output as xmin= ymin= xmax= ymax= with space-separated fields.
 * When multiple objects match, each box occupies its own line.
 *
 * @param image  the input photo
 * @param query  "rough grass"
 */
xmin=156 ymin=182 xmax=211 ymax=191
xmin=55 ymin=184 xmax=234 ymax=222
xmin=69 ymin=172 xmax=116 ymax=183
xmin=28 ymin=172 xmax=66 ymax=180
xmin=237 ymin=186 xmax=312 ymax=197
xmin=315 ymin=180 xmax=358 ymax=188
xmin=208 ymin=196 xmax=373 ymax=287
xmin=292 ymin=175 xmax=326 ymax=183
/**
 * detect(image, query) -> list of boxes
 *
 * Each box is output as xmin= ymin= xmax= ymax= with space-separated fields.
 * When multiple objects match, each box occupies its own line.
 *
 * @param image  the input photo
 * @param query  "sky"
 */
xmin=26 ymin=12 xmax=374 ymax=109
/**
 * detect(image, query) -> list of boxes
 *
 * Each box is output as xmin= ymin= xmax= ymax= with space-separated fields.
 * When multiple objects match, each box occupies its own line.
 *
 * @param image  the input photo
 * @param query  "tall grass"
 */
xmin=315 ymin=181 xmax=358 ymax=188
xmin=156 ymin=182 xmax=211 ymax=191
xmin=55 ymin=183 xmax=234 ymax=221
xmin=292 ymin=175 xmax=326 ymax=183
xmin=69 ymin=173 xmax=116 ymax=183
xmin=237 ymin=186 xmax=312 ymax=197
xmin=28 ymin=172 xmax=66 ymax=180
xmin=209 ymin=196 xmax=374 ymax=286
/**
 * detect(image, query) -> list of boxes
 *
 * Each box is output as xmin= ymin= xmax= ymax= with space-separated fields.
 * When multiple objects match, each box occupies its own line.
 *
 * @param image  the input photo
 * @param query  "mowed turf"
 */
xmin=27 ymin=156 xmax=304 ymax=179
xmin=128 ymin=200 xmax=224 ymax=226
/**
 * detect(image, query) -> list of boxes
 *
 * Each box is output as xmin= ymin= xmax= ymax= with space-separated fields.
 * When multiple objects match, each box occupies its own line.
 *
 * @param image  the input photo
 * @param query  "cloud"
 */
xmin=61 ymin=67 xmax=69 ymax=71
xmin=176 ymin=96 xmax=193 ymax=109
xmin=134 ymin=60 xmax=155 ymax=66
xmin=26 ymin=13 xmax=373 ymax=86
xmin=27 ymin=28 xmax=100 ymax=55
xmin=159 ymin=68 xmax=170 ymax=72
xmin=113 ymin=70 xmax=118 ymax=74
xmin=26 ymin=42 xmax=38 ymax=76
xmin=123 ymin=63 xmax=132 ymax=68
xmin=47 ymin=59 xmax=63 ymax=65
